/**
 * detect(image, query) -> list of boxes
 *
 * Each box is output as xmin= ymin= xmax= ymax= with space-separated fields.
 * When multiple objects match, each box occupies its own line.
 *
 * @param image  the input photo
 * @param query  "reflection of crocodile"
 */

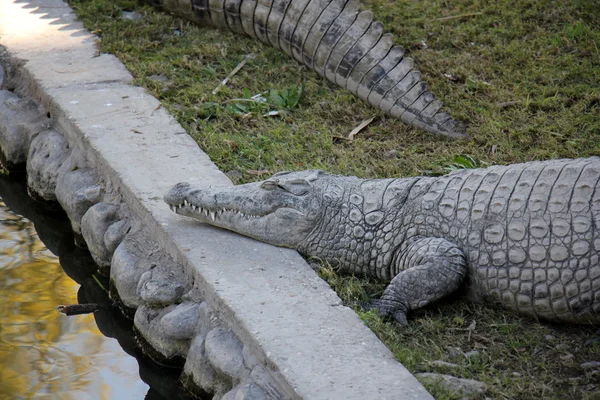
xmin=166 ymin=157 xmax=600 ymax=324
xmin=153 ymin=0 xmax=467 ymax=138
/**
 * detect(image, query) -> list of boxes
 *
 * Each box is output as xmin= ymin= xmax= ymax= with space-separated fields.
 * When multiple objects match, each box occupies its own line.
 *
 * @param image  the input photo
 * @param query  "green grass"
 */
xmin=68 ymin=0 xmax=600 ymax=182
xmin=67 ymin=0 xmax=600 ymax=398
xmin=320 ymin=264 xmax=599 ymax=399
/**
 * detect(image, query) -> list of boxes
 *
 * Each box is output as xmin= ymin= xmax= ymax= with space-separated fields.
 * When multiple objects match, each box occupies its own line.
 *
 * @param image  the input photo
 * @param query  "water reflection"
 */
xmin=0 ymin=175 xmax=192 ymax=400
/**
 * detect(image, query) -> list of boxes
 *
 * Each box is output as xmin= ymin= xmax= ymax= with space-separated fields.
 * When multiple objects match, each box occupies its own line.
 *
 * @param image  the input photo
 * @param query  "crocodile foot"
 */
xmin=359 ymin=299 xmax=409 ymax=325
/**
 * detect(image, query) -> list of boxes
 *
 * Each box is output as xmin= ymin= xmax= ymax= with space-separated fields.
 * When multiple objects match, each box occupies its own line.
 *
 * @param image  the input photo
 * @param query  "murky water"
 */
xmin=0 ymin=175 xmax=191 ymax=400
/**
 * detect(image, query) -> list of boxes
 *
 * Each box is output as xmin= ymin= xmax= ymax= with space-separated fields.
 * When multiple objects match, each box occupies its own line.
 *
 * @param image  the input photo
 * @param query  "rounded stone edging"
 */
xmin=0 ymin=84 xmax=291 ymax=398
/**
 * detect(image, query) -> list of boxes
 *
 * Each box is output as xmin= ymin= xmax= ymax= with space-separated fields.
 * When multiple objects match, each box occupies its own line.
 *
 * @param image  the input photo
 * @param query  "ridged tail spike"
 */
xmin=336 ymin=21 xmax=384 ymax=88
xmin=224 ymin=0 xmax=245 ymax=34
xmin=313 ymin=0 xmax=360 ymax=77
xmin=162 ymin=0 xmax=195 ymax=19
xmin=155 ymin=0 xmax=467 ymax=138
xmin=325 ymin=9 xmax=369 ymax=83
xmin=420 ymin=98 xmax=443 ymax=120
xmin=345 ymin=33 xmax=393 ymax=94
xmin=265 ymin=0 xmax=293 ymax=49
xmin=302 ymin=0 xmax=348 ymax=70
xmin=239 ymin=0 xmax=257 ymax=37
xmin=368 ymin=57 xmax=413 ymax=108
xmin=278 ymin=0 xmax=311 ymax=57
xmin=399 ymin=90 xmax=435 ymax=122
xmin=377 ymin=61 xmax=418 ymax=112
xmin=355 ymin=45 xmax=403 ymax=100
xmin=396 ymin=77 xmax=428 ymax=114
xmin=289 ymin=0 xmax=324 ymax=64
xmin=253 ymin=0 xmax=275 ymax=45
xmin=208 ymin=0 xmax=229 ymax=28
xmin=190 ymin=0 xmax=213 ymax=25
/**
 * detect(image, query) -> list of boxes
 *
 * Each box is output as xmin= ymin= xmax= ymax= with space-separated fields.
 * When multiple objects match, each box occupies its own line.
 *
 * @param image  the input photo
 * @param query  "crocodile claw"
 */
xmin=358 ymin=299 xmax=409 ymax=325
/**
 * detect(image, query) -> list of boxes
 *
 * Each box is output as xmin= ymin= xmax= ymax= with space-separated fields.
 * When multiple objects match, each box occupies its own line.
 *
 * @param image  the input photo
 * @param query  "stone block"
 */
xmin=0 ymin=90 xmax=51 ymax=168
xmin=222 ymin=381 xmax=268 ymax=400
xmin=137 ymin=257 xmax=190 ymax=305
xmin=134 ymin=304 xmax=192 ymax=360
xmin=80 ymin=202 xmax=120 ymax=267
xmin=104 ymin=218 xmax=130 ymax=254
xmin=110 ymin=228 xmax=162 ymax=307
xmin=161 ymin=302 xmax=201 ymax=340
xmin=205 ymin=327 xmax=247 ymax=380
xmin=26 ymin=129 xmax=74 ymax=201
xmin=184 ymin=332 xmax=231 ymax=396
xmin=55 ymin=168 xmax=102 ymax=234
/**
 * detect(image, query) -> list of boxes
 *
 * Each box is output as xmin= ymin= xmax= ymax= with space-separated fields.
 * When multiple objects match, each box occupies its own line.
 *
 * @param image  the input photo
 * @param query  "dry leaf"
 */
xmin=246 ymin=169 xmax=270 ymax=176
xmin=347 ymin=116 xmax=376 ymax=141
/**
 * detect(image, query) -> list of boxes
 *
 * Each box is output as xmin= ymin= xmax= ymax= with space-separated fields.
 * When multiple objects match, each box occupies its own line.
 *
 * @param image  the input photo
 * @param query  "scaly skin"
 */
xmin=152 ymin=0 xmax=467 ymax=138
xmin=165 ymin=158 xmax=600 ymax=324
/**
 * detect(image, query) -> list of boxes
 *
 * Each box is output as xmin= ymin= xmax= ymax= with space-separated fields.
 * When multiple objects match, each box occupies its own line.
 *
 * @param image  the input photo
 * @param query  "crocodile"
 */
xmin=165 ymin=157 xmax=600 ymax=324
xmin=151 ymin=0 xmax=466 ymax=138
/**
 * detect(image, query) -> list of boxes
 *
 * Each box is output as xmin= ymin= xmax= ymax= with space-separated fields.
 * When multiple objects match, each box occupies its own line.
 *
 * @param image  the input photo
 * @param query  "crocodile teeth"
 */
xmin=186 ymin=206 xmax=259 ymax=220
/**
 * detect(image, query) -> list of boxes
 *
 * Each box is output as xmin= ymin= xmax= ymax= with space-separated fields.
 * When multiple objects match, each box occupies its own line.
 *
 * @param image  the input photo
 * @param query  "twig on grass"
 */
xmin=212 ymin=54 xmax=255 ymax=95
xmin=497 ymin=100 xmax=522 ymax=108
xmin=433 ymin=12 xmax=482 ymax=22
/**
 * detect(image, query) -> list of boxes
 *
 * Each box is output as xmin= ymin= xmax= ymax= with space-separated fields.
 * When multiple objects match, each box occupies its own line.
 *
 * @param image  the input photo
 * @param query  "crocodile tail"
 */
xmin=154 ymin=0 xmax=467 ymax=138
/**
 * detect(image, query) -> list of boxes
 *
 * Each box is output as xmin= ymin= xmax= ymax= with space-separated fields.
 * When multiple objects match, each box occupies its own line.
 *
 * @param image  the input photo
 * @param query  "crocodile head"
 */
xmin=164 ymin=170 xmax=328 ymax=247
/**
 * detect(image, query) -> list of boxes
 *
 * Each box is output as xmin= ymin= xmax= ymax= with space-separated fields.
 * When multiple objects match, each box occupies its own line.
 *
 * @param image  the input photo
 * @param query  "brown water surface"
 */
xmin=0 ymin=198 xmax=149 ymax=399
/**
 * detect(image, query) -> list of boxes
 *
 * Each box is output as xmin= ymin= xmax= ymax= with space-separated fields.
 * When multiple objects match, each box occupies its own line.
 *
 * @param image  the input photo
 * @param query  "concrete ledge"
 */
xmin=0 ymin=1 xmax=432 ymax=399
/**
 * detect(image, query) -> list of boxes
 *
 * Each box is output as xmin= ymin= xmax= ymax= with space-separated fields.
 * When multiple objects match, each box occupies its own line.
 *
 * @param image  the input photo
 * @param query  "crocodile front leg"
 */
xmin=368 ymin=237 xmax=467 ymax=324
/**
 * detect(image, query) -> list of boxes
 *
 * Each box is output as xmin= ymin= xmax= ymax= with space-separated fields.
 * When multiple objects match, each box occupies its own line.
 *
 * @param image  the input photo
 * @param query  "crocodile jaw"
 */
xmin=168 ymin=200 xmax=271 ymax=223
xmin=169 ymin=200 xmax=304 ymax=240
xmin=165 ymin=181 xmax=319 ymax=248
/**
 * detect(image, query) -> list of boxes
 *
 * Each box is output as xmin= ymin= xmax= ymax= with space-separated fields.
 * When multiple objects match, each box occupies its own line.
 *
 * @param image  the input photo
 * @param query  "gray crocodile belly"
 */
xmin=414 ymin=157 xmax=600 ymax=323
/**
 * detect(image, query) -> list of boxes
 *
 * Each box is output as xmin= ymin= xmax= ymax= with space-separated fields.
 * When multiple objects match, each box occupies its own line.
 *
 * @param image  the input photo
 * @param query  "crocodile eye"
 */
xmin=260 ymin=181 xmax=278 ymax=190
